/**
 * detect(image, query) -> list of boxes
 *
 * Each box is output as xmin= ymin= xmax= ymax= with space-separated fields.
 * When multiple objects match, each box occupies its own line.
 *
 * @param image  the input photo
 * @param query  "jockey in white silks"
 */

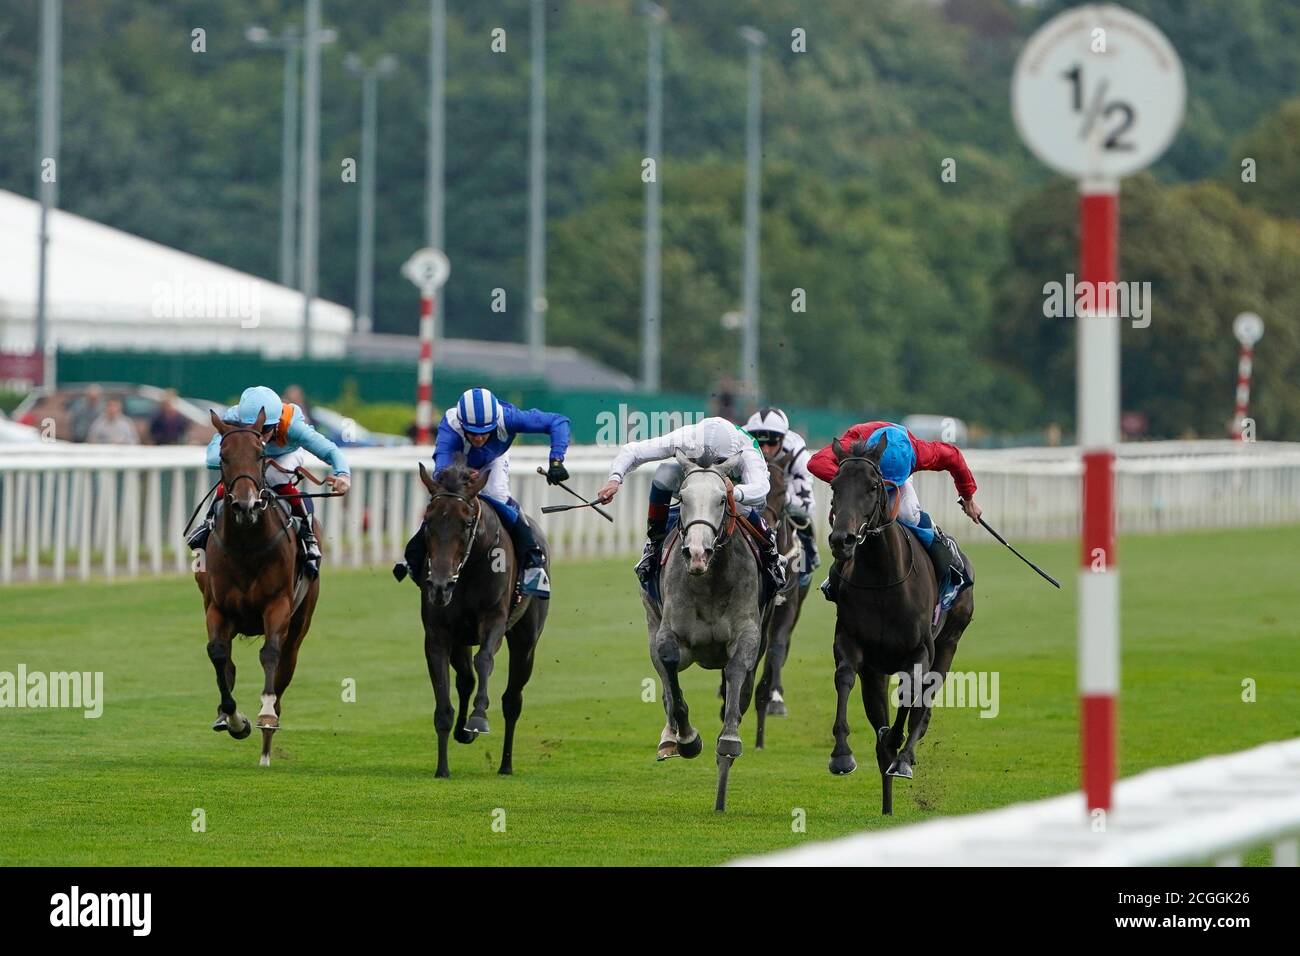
xmin=594 ymin=416 xmax=787 ymax=599
xmin=743 ymin=406 xmax=821 ymax=587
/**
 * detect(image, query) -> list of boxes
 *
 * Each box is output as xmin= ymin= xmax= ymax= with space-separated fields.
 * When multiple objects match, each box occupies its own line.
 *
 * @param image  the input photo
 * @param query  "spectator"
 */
xmin=87 ymin=398 xmax=140 ymax=445
xmin=71 ymin=384 xmax=105 ymax=442
xmin=284 ymin=384 xmax=313 ymax=424
xmin=149 ymin=389 xmax=188 ymax=445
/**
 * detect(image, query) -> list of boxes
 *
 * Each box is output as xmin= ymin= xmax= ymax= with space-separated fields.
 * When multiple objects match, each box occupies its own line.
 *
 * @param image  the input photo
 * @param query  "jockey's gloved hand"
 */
xmin=546 ymin=459 xmax=569 ymax=485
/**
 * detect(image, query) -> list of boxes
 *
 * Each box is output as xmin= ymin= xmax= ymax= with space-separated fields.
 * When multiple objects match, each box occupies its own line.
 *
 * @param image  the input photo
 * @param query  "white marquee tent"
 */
xmin=0 ymin=189 xmax=350 ymax=359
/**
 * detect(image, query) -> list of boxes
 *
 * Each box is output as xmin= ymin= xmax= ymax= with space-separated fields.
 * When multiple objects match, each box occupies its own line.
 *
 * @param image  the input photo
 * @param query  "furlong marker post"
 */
xmin=1012 ymin=4 xmax=1184 ymax=815
xmin=402 ymin=248 xmax=451 ymax=445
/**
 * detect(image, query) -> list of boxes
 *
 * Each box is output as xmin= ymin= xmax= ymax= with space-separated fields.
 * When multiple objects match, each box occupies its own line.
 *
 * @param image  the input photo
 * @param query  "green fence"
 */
xmin=55 ymin=349 xmax=864 ymax=446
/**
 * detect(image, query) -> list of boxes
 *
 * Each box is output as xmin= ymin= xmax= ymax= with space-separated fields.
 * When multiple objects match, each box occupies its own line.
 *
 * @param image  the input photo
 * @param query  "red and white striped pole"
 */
xmin=415 ymin=290 xmax=435 ymax=445
xmin=401 ymin=248 xmax=450 ymax=448
xmin=1230 ymin=313 xmax=1264 ymax=440
xmin=1077 ymin=181 xmax=1120 ymax=814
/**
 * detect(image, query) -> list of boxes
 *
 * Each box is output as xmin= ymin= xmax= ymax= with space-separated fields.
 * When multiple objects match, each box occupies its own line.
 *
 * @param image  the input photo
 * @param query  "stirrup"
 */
xmin=521 ymin=566 xmax=550 ymax=598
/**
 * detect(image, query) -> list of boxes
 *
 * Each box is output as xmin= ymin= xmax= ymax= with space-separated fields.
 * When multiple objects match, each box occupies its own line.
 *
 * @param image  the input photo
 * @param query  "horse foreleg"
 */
xmin=469 ymin=628 xmax=503 ymax=734
xmin=861 ymin=670 xmax=895 ymax=814
xmin=205 ymin=607 xmax=248 ymax=739
xmin=653 ymin=630 xmax=698 ymax=760
xmin=450 ymin=643 xmax=478 ymax=744
xmin=256 ymin=598 xmax=292 ymax=766
xmin=829 ymin=634 xmax=859 ymax=775
xmin=718 ymin=623 xmax=760 ymax=759
xmin=424 ymin=635 xmax=454 ymax=777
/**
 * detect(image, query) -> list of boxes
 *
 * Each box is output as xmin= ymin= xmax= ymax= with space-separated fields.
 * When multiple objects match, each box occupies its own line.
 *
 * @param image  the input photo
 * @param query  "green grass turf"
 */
xmin=1 ymin=525 xmax=1296 ymax=866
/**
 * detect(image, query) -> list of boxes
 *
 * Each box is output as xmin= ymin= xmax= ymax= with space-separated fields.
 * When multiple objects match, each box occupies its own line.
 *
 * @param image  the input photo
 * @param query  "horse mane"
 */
xmin=434 ymin=461 xmax=475 ymax=494
xmin=694 ymin=448 xmax=720 ymax=469
xmin=848 ymin=439 xmax=872 ymax=457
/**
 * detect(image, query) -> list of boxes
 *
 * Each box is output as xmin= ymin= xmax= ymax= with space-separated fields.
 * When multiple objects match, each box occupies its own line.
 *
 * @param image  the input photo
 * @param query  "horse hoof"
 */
xmin=498 ymin=766 xmax=513 ymax=776
xmin=678 ymin=734 xmax=703 ymax=760
xmin=259 ymin=754 xmax=271 ymax=768
xmin=228 ymin=720 xmax=252 ymax=741
xmin=257 ymin=718 xmax=278 ymax=732
xmin=886 ymin=759 xmax=913 ymax=779
xmin=829 ymin=754 xmax=857 ymax=775
xmin=716 ymin=736 xmax=742 ymax=759
xmin=435 ymin=767 xmax=450 ymax=779
xmin=212 ymin=714 xmax=228 ymax=732
xmin=454 ymin=728 xmax=478 ymax=745
xmin=657 ymin=742 xmax=679 ymax=761
xmin=465 ymin=715 xmax=491 ymax=735
xmin=766 ymin=699 xmax=788 ymax=717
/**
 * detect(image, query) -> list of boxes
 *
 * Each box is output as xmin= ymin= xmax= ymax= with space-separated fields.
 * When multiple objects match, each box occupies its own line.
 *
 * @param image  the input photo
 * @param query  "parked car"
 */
xmin=12 ymin=383 xmax=218 ymax=445
xmin=0 ymin=409 xmax=45 ymax=444
xmin=310 ymin=406 xmax=411 ymax=448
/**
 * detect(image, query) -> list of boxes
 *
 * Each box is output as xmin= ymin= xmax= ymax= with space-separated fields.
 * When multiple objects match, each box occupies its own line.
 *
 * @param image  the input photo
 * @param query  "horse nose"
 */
xmin=829 ymin=530 xmax=848 ymax=549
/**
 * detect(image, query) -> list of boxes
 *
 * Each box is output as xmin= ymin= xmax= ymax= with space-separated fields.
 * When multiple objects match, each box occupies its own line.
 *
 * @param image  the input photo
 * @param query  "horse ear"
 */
xmin=867 ymin=438 xmax=886 ymax=461
xmin=466 ymin=468 xmax=490 ymax=498
xmin=831 ymin=438 xmax=846 ymax=461
xmin=418 ymin=461 xmax=439 ymax=495
xmin=210 ymin=409 xmax=229 ymax=434
xmin=254 ymin=407 xmax=267 ymax=431
xmin=674 ymin=449 xmax=693 ymax=471
xmin=717 ymin=452 xmax=744 ymax=474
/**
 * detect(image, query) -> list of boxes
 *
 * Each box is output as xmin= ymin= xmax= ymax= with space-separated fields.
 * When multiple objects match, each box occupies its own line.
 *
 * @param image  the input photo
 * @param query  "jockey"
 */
xmin=394 ymin=387 xmax=570 ymax=599
xmin=808 ymin=420 xmax=980 ymax=605
xmin=743 ymin=406 xmax=820 ymax=587
xmin=594 ymin=416 xmax=787 ymax=598
xmin=190 ymin=385 xmax=351 ymax=578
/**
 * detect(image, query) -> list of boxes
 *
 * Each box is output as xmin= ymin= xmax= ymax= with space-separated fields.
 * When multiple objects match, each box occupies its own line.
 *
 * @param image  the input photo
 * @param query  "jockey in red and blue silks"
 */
xmin=191 ymin=385 xmax=351 ymax=578
xmin=808 ymin=421 xmax=981 ymax=607
xmin=394 ymin=387 xmax=571 ymax=598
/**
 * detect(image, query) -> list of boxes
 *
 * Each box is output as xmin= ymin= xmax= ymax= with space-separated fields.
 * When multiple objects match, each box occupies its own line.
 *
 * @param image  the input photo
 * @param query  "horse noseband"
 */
xmin=834 ymin=455 xmax=900 ymax=549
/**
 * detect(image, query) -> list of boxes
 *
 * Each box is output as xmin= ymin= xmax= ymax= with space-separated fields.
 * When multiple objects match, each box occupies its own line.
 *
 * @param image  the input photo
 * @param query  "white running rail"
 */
xmin=2 ymin=440 xmax=1299 ymax=584
xmin=730 ymin=736 xmax=1300 ymax=866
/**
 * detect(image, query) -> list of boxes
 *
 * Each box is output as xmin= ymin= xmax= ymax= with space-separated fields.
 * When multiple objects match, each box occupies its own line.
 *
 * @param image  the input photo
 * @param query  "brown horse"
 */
xmin=753 ymin=451 xmax=810 ymax=749
xmin=416 ymin=461 xmax=548 ymax=778
xmin=196 ymin=408 xmax=320 ymax=767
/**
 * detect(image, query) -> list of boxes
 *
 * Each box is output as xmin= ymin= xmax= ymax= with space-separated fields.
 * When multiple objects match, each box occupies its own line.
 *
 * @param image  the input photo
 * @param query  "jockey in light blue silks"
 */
xmin=394 ymin=387 xmax=571 ymax=599
xmin=189 ymin=385 xmax=352 ymax=578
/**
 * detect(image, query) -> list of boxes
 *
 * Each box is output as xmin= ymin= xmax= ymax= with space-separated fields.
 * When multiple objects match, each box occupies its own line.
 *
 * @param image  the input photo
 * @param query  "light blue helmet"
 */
xmin=456 ymin=388 xmax=500 ymax=435
xmin=236 ymin=386 xmax=283 ymax=428
xmin=866 ymin=425 xmax=916 ymax=485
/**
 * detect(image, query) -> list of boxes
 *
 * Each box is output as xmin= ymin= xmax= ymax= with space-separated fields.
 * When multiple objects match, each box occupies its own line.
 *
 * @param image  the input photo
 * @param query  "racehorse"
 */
xmin=416 ymin=461 xmax=548 ymax=777
xmin=648 ymin=450 xmax=768 ymax=812
xmin=753 ymin=451 xmax=810 ymax=749
xmin=196 ymin=408 xmax=319 ymax=767
xmin=826 ymin=437 xmax=975 ymax=814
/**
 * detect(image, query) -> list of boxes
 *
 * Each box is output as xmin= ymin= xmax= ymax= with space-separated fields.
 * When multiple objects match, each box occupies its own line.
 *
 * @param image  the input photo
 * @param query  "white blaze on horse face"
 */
xmin=679 ymin=471 xmax=723 ymax=574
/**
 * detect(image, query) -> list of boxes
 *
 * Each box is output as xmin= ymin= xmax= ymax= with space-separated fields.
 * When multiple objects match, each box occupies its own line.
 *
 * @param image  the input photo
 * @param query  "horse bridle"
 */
xmin=425 ymin=491 xmax=486 ymax=586
xmin=678 ymin=467 xmax=739 ymax=556
xmin=833 ymin=455 xmax=902 ymax=550
xmin=220 ymin=427 xmax=272 ymax=513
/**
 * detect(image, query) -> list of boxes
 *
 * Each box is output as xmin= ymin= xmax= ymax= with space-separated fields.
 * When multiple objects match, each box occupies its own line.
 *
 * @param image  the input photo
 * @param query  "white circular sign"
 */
xmin=401 ymin=247 xmax=450 ymax=292
xmin=1012 ymin=4 xmax=1184 ymax=182
xmin=1233 ymin=312 xmax=1264 ymax=347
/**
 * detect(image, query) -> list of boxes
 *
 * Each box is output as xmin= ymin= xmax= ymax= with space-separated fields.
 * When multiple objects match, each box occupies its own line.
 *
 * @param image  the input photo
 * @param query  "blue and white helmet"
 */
xmin=235 ymin=386 xmax=283 ymax=428
xmin=456 ymin=388 xmax=501 ymax=435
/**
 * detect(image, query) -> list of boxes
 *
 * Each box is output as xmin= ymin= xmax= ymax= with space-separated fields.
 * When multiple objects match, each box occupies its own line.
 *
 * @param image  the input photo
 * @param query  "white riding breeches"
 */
xmin=481 ymin=451 xmax=511 ymax=503
xmin=893 ymin=478 xmax=922 ymax=526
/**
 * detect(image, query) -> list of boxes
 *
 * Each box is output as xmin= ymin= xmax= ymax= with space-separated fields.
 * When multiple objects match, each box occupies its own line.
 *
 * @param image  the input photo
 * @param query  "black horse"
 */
xmin=826 ymin=438 xmax=975 ymax=815
xmin=415 ymin=461 xmax=548 ymax=777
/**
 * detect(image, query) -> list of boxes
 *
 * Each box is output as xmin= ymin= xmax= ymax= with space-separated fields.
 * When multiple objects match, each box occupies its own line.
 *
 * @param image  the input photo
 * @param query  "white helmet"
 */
xmin=744 ymin=407 xmax=789 ymax=444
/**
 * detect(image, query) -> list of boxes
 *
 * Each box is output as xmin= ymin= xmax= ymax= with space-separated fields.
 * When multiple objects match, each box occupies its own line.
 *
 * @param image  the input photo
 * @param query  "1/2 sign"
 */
xmin=1012 ymin=4 xmax=1184 ymax=182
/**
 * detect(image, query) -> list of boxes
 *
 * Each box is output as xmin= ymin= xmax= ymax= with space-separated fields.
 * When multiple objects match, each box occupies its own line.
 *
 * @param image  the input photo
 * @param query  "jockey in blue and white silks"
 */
xmin=191 ymin=385 xmax=351 ymax=577
xmin=395 ymin=387 xmax=571 ymax=598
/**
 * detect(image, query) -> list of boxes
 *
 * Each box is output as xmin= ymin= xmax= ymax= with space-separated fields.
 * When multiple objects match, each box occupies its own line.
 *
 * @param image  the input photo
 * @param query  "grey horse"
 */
xmin=646 ymin=450 xmax=767 ymax=812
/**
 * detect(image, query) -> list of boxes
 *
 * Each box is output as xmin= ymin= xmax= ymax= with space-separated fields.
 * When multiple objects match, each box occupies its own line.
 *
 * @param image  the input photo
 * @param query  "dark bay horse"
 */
xmin=753 ymin=451 xmax=810 ymax=749
xmin=826 ymin=438 xmax=974 ymax=814
xmin=416 ymin=461 xmax=547 ymax=777
xmin=196 ymin=408 xmax=319 ymax=767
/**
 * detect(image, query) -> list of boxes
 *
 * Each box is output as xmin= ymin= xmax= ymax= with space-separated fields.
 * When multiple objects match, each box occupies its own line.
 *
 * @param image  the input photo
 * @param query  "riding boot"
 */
xmin=925 ymin=526 xmax=965 ymax=607
xmin=796 ymin=524 xmax=819 ymax=586
xmin=509 ymin=516 xmax=550 ymax=598
xmin=187 ymin=500 xmax=217 ymax=552
xmin=634 ymin=503 xmax=670 ymax=591
xmin=299 ymin=513 xmax=322 ymax=579
xmin=393 ymin=526 xmax=426 ymax=584
xmin=748 ymin=510 xmax=788 ymax=598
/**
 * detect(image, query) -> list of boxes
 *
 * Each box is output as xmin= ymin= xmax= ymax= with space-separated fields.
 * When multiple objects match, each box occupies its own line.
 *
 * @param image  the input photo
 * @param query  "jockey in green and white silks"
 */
xmin=191 ymin=385 xmax=351 ymax=578
xmin=594 ymin=416 xmax=787 ymax=598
